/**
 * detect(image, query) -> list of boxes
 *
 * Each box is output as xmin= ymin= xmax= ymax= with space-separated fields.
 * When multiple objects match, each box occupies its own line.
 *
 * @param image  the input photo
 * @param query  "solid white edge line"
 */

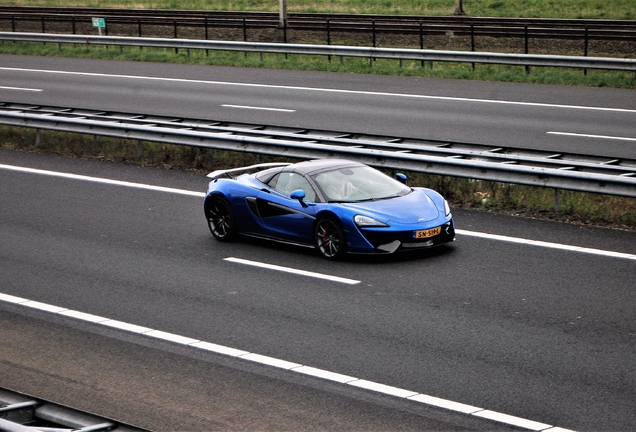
xmin=2 ymin=163 xmax=633 ymax=262
xmin=407 ymin=394 xmax=482 ymax=414
xmin=472 ymin=410 xmax=553 ymax=431
xmin=224 ymin=257 xmax=361 ymax=285
xmin=348 ymin=380 xmax=419 ymax=398
xmin=547 ymin=131 xmax=636 ymax=142
xmin=190 ymin=341 xmax=249 ymax=357
xmin=0 ymin=292 xmax=576 ymax=432
xmin=291 ymin=366 xmax=358 ymax=383
xmin=1 ymin=66 xmax=633 ymax=114
xmin=0 ymin=164 xmax=205 ymax=197
xmin=239 ymin=353 xmax=302 ymax=369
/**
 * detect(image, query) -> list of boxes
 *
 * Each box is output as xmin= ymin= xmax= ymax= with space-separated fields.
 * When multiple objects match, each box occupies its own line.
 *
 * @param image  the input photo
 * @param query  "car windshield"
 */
xmin=313 ymin=166 xmax=411 ymax=202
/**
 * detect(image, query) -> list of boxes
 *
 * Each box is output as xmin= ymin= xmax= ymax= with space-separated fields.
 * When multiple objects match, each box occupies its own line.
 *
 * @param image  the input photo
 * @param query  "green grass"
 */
xmin=1 ymin=0 xmax=635 ymax=19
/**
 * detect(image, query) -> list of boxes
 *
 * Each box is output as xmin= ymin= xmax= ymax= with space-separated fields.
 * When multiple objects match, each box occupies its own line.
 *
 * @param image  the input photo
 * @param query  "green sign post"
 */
xmin=92 ymin=17 xmax=105 ymax=35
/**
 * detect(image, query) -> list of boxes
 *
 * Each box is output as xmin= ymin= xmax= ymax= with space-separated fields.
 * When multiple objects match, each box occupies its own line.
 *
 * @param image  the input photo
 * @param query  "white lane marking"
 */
xmin=547 ymin=131 xmax=636 ymax=142
xmin=225 ymin=257 xmax=360 ymax=285
xmin=0 ymin=292 xmax=576 ymax=432
xmin=1 ymin=163 xmax=634 ymax=262
xmin=472 ymin=410 xmax=552 ymax=431
xmin=0 ymin=164 xmax=205 ymax=197
xmin=456 ymin=229 xmax=636 ymax=261
xmin=222 ymin=104 xmax=296 ymax=112
xmin=0 ymin=85 xmax=42 ymax=91
xmin=0 ymin=66 xmax=633 ymax=114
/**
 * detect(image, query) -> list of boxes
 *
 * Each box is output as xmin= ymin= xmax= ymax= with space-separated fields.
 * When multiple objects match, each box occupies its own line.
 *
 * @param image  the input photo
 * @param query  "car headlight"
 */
xmin=354 ymin=215 xmax=388 ymax=227
xmin=444 ymin=200 xmax=451 ymax=217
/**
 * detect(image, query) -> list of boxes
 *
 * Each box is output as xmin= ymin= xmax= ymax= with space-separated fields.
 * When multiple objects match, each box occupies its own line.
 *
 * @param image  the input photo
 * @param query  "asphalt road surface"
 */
xmin=1 ymin=148 xmax=635 ymax=431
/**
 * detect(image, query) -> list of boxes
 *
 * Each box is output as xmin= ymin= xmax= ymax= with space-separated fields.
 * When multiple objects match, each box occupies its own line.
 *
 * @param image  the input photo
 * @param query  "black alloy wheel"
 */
xmin=206 ymin=196 xmax=236 ymax=241
xmin=314 ymin=217 xmax=346 ymax=259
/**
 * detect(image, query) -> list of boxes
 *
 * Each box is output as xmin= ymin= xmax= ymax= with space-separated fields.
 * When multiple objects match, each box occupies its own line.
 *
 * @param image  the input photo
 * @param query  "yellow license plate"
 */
xmin=414 ymin=226 xmax=441 ymax=239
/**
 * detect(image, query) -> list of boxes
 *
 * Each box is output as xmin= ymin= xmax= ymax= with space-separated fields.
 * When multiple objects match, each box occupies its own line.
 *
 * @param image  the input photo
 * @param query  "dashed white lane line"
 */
xmin=225 ymin=257 xmax=360 ymax=285
xmin=2 ymin=163 xmax=634 ymax=262
xmin=0 ymin=85 xmax=42 ymax=92
xmin=547 ymin=131 xmax=636 ymax=142
xmin=222 ymin=104 xmax=296 ymax=112
xmin=456 ymin=229 xmax=636 ymax=261
xmin=0 ymin=292 xmax=575 ymax=431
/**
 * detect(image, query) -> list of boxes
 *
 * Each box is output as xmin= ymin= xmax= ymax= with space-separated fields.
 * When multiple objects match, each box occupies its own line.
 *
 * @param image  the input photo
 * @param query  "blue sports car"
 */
xmin=204 ymin=159 xmax=455 ymax=259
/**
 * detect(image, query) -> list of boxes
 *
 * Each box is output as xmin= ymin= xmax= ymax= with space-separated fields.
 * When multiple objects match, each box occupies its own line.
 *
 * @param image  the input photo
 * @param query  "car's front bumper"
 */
xmin=355 ymin=219 xmax=455 ymax=254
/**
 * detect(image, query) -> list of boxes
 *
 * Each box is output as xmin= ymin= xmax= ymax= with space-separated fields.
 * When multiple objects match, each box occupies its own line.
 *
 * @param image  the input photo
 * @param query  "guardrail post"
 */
xmin=583 ymin=26 xmax=589 ymax=75
xmin=284 ymin=22 xmax=288 ymax=59
xmin=471 ymin=23 xmax=475 ymax=70
xmin=372 ymin=20 xmax=376 ymax=48
xmin=419 ymin=21 xmax=424 ymax=68
xmin=174 ymin=20 xmax=178 ymax=54
xmin=525 ymin=25 xmax=531 ymax=74
xmin=137 ymin=140 xmax=143 ymax=160
xmin=554 ymin=188 xmax=561 ymax=211
xmin=205 ymin=17 xmax=209 ymax=57
xmin=35 ymin=129 xmax=41 ymax=147
xmin=370 ymin=20 xmax=376 ymax=66
xmin=327 ymin=20 xmax=331 ymax=62
xmin=243 ymin=18 xmax=248 ymax=58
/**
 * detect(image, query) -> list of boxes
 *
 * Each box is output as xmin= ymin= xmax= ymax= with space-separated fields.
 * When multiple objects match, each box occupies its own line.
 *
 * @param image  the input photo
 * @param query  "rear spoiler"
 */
xmin=207 ymin=162 xmax=290 ymax=180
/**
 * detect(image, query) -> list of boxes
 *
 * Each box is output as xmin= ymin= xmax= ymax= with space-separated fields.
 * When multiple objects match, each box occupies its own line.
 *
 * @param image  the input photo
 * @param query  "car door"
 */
xmin=251 ymin=172 xmax=317 ymax=244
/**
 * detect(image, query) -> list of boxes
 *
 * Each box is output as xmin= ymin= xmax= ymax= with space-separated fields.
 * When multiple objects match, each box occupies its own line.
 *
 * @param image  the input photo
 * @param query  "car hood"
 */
xmin=342 ymin=190 xmax=441 ymax=224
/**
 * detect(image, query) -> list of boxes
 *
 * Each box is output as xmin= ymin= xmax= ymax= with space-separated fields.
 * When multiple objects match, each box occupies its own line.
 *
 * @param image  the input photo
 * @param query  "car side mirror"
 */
xmin=395 ymin=173 xmax=408 ymax=185
xmin=290 ymin=189 xmax=308 ymax=208
xmin=290 ymin=189 xmax=306 ymax=201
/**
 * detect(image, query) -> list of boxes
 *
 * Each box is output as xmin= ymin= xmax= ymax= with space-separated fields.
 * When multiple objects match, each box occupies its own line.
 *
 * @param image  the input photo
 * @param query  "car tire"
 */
xmin=314 ymin=217 xmax=347 ymax=260
xmin=206 ymin=196 xmax=236 ymax=242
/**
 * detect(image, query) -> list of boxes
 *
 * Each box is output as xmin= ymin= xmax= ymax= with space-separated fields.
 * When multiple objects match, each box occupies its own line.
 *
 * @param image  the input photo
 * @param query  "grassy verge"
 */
xmin=3 ymin=126 xmax=635 ymax=230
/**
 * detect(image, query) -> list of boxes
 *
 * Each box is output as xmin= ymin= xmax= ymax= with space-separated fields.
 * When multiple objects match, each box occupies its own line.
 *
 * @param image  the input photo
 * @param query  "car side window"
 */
xmin=271 ymin=173 xmax=316 ymax=202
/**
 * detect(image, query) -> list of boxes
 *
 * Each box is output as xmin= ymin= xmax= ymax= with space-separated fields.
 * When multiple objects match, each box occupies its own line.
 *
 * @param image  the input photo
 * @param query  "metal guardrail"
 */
xmin=1 ymin=32 xmax=635 ymax=72
xmin=0 ymin=387 xmax=147 ymax=432
xmin=1 ymin=102 xmax=635 ymax=198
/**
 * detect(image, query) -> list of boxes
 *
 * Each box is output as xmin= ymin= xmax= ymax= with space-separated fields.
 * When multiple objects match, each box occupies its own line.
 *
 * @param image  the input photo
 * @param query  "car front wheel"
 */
xmin=206 ymin=196 xmax=236 ymax=241
xmin=314 ymin=217 xmax=346 ymax=260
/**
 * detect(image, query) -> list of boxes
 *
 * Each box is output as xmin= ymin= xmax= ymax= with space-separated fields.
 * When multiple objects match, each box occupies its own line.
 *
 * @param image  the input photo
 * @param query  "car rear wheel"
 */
xmin=206 ymin=196 xmax=236 ymax=241
xmin=314 ymin=217 xmax=346 ymax=260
